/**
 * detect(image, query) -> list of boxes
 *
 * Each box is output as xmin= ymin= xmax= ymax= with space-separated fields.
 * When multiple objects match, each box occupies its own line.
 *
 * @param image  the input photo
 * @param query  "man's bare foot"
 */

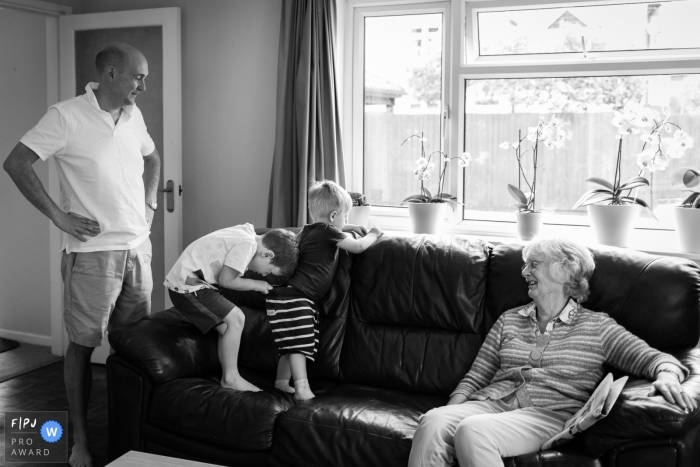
xmin=221 ymin=376 xmax=261 ymax=392
xmin=69 ymin=442 xmax=93 ymax=467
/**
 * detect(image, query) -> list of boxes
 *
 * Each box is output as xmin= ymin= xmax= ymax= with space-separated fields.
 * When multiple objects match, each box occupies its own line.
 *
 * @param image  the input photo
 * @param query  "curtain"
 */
xmin=267 ymin=0 xmax=345 ymax=228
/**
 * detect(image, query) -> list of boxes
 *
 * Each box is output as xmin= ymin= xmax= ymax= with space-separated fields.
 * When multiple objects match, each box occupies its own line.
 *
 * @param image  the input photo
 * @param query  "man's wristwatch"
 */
xmin=145 ymin=200 xmax=158 ymax=212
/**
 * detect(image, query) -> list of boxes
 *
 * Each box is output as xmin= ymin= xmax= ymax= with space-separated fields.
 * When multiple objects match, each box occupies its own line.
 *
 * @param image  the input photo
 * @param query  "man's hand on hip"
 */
xmin=54 ymin=212 xmax=100 ymax=242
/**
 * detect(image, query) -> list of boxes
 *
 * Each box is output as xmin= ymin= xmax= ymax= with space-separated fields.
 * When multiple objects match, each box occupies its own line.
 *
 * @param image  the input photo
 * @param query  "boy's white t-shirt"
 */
xmin=165 ymin=223 xmax=257 ymax=293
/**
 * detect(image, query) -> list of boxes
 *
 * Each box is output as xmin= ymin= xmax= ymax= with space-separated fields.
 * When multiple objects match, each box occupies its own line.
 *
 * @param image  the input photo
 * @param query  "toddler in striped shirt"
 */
xmin=268 ymin=180 xmax=382 ymax=400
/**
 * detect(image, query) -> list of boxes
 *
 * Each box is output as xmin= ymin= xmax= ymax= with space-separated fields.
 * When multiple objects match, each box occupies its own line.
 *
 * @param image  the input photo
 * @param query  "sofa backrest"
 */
xmin=486 ymin=243 xmax=700 ymax=351
xmin=338 ymin=235 xmax=491 ymax=396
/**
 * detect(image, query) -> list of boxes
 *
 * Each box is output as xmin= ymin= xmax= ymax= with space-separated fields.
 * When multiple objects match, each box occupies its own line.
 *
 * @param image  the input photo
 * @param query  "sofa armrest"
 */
xmin=583 ymin=348 xmax=700 ymax=456
xmin=108 ymin=307 xmax=219 ymax=384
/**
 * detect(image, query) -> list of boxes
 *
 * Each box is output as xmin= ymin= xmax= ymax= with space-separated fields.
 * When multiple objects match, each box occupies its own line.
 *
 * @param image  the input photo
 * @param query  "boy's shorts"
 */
xmin=61 ymin=238 xmax=152 ymax=348
xmin=168 ymin=288 xmax=236 ymax=334
xmin=266 ymin=287 xmax=319 ymax=361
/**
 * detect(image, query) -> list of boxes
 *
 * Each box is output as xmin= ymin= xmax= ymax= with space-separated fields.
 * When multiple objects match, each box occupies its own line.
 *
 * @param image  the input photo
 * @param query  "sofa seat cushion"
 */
xmin=272 ymin=383 xmax=445 ymax=467
xmin=149 ymin=374 xmax=296 ymax=451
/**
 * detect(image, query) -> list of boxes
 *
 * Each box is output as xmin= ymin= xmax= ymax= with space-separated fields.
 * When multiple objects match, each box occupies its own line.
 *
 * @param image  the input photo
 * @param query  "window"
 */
xmin=357 ymin=7 xmax=447 ymax=207
xmin=463 ymin=74 xmax=700 ymax=229
xmin=476 ymin=1 xmax=700 ymax=57
xmin=346 ymin=0 xmax=699 ymax=236
xmin=466 ymin=0 xmax=700 ymax=63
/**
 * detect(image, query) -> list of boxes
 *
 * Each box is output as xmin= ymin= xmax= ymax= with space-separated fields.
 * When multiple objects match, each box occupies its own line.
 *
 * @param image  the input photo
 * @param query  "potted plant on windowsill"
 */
xmin=347 ymin=192 xmax=371 ymax=227
xmin=401 ymin=133 xmax=469 ymax=234
xmin=671 ymin=167 xmax=700 ymax=253
xmin=572 ymin=103 xmax=688 ymax=248
xmin=500 ymin=115 xmax=566 ymax=241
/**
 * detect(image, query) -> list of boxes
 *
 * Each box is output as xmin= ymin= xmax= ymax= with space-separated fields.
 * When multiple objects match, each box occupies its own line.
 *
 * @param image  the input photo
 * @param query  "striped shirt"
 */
xmin=451 ymin=300 xmax=688 ymax=414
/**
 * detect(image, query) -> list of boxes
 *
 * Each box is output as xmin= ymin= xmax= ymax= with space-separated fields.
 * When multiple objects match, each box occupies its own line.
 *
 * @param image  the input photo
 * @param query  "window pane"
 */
xmin=364 ymin=14 xmax=443 ymax=206
xmin=477 ymin=1 xmax=700 ymax=56
xmin=463 ymin=74 xmax=700 ymax=228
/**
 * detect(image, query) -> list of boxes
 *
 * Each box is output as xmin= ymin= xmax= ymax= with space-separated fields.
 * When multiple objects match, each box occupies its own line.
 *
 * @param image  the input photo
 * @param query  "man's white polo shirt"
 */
xmin=20 ymin=82 xmax=156 ymax=253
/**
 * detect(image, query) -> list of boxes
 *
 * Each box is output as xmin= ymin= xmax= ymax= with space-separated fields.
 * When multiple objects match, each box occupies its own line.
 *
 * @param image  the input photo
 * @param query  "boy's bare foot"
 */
xmin=293 ymin=378 xmax=315 ymax=401
xmin=275 ymin=379 xmax=295 ymax=393
xmin=69 ymin=442 xmax=93 ymax=467
xmin=221 ymin=376 xmax=261 ymax=392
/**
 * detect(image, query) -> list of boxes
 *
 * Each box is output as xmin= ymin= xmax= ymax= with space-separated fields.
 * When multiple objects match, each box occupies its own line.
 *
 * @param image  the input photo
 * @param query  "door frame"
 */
xmin=52 ymin=8 xmax=182 ymax=355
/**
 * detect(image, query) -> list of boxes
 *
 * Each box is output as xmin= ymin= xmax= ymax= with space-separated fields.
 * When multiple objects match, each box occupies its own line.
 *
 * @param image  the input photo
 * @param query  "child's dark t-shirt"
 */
xmin=287 ymin=223 xmax=347 ymax=301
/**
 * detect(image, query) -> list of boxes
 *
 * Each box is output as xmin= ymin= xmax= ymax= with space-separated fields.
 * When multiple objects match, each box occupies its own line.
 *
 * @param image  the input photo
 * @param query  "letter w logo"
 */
xmin=46 ymin=427 xmax=58 ymax=437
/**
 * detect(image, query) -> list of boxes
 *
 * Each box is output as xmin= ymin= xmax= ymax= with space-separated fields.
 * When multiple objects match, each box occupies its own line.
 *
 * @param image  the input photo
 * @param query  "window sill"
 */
xmin=368 ymin=206 xmax=700 ymax=264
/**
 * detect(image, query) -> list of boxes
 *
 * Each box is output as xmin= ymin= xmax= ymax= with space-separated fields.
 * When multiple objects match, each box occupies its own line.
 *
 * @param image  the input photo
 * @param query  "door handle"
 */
xmin=158 ymin=180 xmax=175 ymax=212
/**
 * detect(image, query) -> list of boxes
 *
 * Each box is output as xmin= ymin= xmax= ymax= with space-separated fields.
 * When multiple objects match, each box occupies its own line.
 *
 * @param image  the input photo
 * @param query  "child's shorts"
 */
xmin=266 ymin=287 xmax=319 ymax=361
xmin=169 ymin=288 xmax=235 ymax=334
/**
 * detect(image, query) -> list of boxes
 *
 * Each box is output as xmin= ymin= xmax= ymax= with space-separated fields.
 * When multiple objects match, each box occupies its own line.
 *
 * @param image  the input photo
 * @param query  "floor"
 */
xmin=0 ymin=361 xmax=109 ymax=467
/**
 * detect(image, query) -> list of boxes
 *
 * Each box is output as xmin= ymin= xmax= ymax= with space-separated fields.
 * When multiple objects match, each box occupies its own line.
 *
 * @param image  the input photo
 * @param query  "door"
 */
xmin=55 ymin=8 xmax=182 ymax=363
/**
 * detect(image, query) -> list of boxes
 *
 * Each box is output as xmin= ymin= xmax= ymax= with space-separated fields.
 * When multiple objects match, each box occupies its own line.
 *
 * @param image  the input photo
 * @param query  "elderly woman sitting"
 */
xmin=408 ymin=237 xmax=697 ymax=467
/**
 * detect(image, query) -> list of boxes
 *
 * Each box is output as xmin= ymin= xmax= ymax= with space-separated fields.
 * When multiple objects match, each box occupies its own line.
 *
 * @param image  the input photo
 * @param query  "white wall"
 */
xmin=79 ymin=0 xmax=283 ymax=246
xmin=0 ymin=8 xmax=52 ymax=343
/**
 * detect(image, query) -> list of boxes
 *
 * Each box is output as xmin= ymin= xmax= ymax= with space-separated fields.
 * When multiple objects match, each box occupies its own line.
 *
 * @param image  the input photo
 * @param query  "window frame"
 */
xmin=343 ymin=0 xmax=700 ymax=249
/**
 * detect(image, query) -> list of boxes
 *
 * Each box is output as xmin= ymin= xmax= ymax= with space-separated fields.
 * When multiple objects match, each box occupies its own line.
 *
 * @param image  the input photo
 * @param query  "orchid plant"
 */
xmin=401 ymin=133 xmax=471 ymax=204
xmin=572 ymin=102 xmax=692 ymax=221
xmin=634 ymin=106 xmax=694 ymax=172
xmin=671 ymin=168 xmax=700 ymax=209
xmin=349 ymin=192 xmax=370 ymax=207
xmin=500 ymin=115 xmax=565 ymax=213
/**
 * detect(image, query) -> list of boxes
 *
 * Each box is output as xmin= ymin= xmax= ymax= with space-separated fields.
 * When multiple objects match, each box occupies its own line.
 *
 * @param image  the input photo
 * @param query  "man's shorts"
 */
xmin=168 ymin=287 xmax=236 ymax=334
xmin=61 ymin=238 xmax=153 ymax=347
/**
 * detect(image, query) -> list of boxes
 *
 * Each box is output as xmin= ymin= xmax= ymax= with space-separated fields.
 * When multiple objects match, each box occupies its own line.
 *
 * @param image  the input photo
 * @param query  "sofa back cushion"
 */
xmin=486 ymin=243 xmax=700 ymax=350
xmin=338 ymin=236 xmax=491 ymax=396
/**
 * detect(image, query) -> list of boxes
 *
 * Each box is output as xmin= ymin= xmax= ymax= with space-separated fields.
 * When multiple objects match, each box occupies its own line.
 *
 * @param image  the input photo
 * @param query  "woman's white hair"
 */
xmin=522 ymin=237 xmax=596 ymax=302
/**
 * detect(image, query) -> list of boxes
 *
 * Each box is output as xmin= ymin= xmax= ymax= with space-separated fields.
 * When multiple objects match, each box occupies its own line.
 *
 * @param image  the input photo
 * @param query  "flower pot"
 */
xmin=674 ymin=207 xmax=700 ymax=253
xmin=515 ymin=211 xmax=543 ymax=241
xmin=408 ymin=202 xmax=446 ymax=234
xmin=587 ymin=204 xmax=640 ymax=248
xmin=347 ymin=205 xmax=371 ymax=227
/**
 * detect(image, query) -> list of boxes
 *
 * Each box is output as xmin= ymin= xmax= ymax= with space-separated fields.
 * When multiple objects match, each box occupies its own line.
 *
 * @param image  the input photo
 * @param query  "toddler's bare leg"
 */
xmin=216 ymin=307 xmax=260 ymax=392
xmin=275 ymin=355 xmax=295 ymax=393
xmin=290 ymin=353 xmax=315 ymax=400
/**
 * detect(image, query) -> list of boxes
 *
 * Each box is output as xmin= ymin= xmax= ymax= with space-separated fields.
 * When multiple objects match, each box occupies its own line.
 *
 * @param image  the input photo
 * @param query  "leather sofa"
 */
xmin=107 ymin=234 xmax=700 ymax=467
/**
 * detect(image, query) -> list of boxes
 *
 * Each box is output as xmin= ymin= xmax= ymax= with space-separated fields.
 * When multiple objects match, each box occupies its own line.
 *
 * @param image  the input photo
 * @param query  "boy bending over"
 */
xmin=165 ymin=224 xmax=297 ymax=391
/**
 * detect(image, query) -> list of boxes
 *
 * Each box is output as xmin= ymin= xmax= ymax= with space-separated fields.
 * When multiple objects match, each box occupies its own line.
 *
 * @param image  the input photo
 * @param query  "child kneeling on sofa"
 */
xmin=263 ymin=180 xmax=383 ymax=401
xmin=165 ymin=224 xmax=298 ymax=392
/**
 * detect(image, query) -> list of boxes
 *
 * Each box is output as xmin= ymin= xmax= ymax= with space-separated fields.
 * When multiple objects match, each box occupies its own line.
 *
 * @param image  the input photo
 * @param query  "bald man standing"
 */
xmin=3 ymin=42 xmax=160 ymax=467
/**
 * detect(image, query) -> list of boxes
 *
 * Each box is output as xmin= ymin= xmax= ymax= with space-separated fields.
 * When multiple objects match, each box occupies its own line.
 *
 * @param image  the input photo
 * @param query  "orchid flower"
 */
xmin=458 ymin=153 xmax=472 ymax=168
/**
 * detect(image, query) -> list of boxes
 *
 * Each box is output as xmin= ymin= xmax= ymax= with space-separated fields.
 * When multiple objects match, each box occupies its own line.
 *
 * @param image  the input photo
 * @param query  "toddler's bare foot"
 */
xmin=275 ymin=379 xmax=295 ymax=393
xmin=69 ymin=442 xmax=93 ymax=467
xmin=293 ymin=378 xmax=315 ymax=401
xmin=222 ymin=376 xmax=261 ymax=392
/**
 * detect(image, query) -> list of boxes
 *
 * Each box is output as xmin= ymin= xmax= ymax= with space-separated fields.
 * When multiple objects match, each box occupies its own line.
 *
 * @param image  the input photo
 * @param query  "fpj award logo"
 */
xmin=4 ymin=411 xmax=68 ymax=463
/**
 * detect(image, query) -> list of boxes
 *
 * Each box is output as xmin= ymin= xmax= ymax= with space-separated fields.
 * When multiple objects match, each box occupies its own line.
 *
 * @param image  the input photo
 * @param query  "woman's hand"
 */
xmin=648 ymin=371 xmax=697 ymax=412
xmin=447 ymin=394 xmax=467 ymax=406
